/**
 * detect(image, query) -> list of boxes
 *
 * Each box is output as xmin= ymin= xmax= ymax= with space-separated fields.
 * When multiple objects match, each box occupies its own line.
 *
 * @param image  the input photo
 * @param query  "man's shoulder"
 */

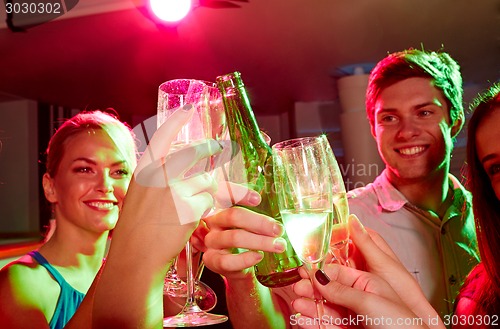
xmin=347 ymin=173 xmax=391 ymax=204
xmin=346 ymin=183 xmax=382 ymax=217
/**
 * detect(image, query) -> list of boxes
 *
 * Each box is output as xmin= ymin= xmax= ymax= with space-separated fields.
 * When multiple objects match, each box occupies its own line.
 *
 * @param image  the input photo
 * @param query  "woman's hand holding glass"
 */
xmin=291 ymin=215 xmax=445 ymax=329
xmin=93 ymin=103 xmax=221 ymax=329
xmin=157 ymin=79 xmax=229 ymax=327
xmin=272 ymin=135 xmax=338 ymax=329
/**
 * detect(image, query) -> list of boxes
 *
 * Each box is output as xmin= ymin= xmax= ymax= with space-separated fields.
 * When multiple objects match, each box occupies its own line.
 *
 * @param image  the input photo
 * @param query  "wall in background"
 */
xmin=0 ymin=100 xmax=40 ymax=238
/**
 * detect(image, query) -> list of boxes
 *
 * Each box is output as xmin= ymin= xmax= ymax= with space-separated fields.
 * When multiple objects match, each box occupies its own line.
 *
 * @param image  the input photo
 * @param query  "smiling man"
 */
xmin=348 ymin=49 xmax=479 ymax=318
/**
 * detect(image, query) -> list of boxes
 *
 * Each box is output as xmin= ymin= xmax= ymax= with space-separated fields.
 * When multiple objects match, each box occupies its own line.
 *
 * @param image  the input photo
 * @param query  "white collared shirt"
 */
xmin=348 ymin=170 xmax=479 ymax=317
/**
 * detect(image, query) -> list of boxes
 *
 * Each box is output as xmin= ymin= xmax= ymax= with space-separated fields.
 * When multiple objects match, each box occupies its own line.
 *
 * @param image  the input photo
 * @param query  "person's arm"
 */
xmin=90 ymin=105 xmax=225 ymax=329
xmin=203 ymin=206 xmax=291 ymax=329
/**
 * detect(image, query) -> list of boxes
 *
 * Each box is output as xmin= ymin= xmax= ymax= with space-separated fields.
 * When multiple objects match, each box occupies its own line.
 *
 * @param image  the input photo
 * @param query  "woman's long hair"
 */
xmin=465 ymin=82 xmax=500 ymax=314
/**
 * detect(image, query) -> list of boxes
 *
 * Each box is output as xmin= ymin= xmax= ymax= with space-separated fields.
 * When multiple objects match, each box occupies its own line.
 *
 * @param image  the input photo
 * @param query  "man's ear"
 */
xmin=451 ymin=112 xmax=465 ymax=138
xmin=370 ymin=122 xmax=377 ymax=139
xmin=42 ymin=173 xmax=57 ymax=203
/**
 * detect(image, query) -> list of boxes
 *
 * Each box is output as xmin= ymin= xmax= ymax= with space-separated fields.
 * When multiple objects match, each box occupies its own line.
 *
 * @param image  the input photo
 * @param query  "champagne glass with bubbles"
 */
xmin=158 ymin=79 xmax=228 ymax=327
xmin=272 ymin=135 xmax=341 ymax=328
xmin=163 ymin=80 xmax=226 ymax=315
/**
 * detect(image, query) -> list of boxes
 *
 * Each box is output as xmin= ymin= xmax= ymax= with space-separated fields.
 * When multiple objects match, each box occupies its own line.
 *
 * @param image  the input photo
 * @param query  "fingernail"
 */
xmin=254 ymin=251 xmax=264 ymax=262
xmin=273 ymin=237 xmax=286 ymax=253
xmin=315 ymin=269 xmax=331 ymax=286
xmin=273 ymin=222 xmax=284 ymax=236
xmin=248 ymin=192 xmax=261 ymax=206
xmin=182 ymin=104 xmax=193 ymax=112
xmin=349 ymin=214 xmax=366 ymax=234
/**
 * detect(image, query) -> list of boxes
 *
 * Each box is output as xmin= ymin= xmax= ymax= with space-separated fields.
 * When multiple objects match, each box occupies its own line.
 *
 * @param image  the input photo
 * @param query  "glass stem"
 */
xmin=182 ymin=241 xmax=203 ymax=312
xmin=306 ymin=263 xmax=327 ymax=329
xmin=170 ymin=256 xmax=180 ymax=279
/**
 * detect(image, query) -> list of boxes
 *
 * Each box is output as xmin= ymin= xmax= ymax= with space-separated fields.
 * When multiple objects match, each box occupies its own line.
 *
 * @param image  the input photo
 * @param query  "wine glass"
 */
xmin=163 ymin=81 xmax=225 ymax=301
xmin=272 ymin=136 xmax=336 ymax=329
xmin=322 ymin=135 xmax=350 ymax=266
xmin=166 ymin=261 xmax=218 ymax=312
xmin=163 ymin=80 xmax=225 ymax=315
xmin=158 ymin=79 xmax=228 ymax=327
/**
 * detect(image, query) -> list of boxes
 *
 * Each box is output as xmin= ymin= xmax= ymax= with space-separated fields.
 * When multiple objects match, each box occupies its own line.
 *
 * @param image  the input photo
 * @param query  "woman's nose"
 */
xmin=96 ymin=173 xmax=114 ymax=193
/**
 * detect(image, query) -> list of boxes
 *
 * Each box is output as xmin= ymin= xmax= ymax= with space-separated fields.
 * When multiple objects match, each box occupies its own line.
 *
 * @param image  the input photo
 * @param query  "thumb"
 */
xmin=135 ymin=104 xmax=195 ymax=175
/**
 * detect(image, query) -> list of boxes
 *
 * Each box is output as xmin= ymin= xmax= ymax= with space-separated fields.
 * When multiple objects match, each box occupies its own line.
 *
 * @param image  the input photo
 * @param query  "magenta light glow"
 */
xmin=150 ymin=0 xmax=192 ymax=22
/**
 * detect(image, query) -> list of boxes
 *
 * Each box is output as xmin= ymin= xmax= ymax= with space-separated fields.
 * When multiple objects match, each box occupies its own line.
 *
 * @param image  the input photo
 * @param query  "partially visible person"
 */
xmin=0 ymin=110 xmax=138 ymax=328
xmin=290 ymin=83 xmax=500 ymax=329
xmin=0 ymin=108 xmax=220 ymax=328
xmin=347 ymin=49 xmax=479 ymax=317
xmin=453 ymin=82 xmax=500 ymax=328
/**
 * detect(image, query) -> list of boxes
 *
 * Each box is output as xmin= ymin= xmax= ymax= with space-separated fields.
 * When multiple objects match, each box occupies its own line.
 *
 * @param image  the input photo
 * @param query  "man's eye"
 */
xmin=381 ymin=115 xmax=396 ymax=122
xmin=418 ymin=110 xmax=432 ymax=117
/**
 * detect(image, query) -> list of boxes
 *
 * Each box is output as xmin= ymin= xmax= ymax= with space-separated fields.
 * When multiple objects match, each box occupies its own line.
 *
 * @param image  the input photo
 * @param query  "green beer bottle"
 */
xmin=216 ymin=72 xmax=302 ymax=288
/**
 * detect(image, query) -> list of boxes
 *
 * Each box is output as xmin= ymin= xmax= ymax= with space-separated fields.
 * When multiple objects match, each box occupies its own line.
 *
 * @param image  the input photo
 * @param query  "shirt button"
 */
xmin=449 ymin=275 xmax=457 ymax=285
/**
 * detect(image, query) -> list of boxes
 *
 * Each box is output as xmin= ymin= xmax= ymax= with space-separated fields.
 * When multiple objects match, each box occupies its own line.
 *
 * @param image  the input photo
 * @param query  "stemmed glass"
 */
xmin=272 ymin=135 xmax=336 ymax=329
xmin=158 ymin=79 xmax=228 ymax=327
xmin=165 ymin=259 xmax=218 ymax=312
xmin=323 ymin=136 xmax=350 ymax=265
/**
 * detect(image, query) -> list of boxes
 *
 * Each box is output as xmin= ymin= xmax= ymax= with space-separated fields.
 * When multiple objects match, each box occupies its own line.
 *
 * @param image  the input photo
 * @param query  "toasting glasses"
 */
xmin=323 ymin=138 xmax=350 ymax=266
xmin=158 ymin=79 xmax=228 ymax=327
xmin=272 ymin=135 xmax=349 ymax=328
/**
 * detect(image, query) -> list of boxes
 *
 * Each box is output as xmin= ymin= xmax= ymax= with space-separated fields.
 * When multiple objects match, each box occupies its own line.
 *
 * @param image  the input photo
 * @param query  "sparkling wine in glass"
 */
xmin=272 ymin=136 xmax=334 ymax=267
xmin=157 ymin=79 xmax=228 ymax=327
xmin=272 ymin=136 xmax=336 ymax=329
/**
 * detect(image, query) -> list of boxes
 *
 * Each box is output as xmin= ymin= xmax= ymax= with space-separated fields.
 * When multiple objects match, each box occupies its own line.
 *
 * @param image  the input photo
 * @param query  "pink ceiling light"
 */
xmin=149 ymin=0 xmax=192 ymax=22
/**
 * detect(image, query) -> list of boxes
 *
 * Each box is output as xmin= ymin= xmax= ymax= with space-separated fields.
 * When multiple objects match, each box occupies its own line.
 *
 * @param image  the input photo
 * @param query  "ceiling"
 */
xmin=0 ymin=0 xmax=499 ymax=125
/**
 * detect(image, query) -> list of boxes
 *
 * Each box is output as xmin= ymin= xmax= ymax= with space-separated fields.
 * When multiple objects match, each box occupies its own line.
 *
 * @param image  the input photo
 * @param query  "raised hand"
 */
xmin=93 ymin=104 xmax=222 ymax=329
xmin=202 ymin=195 xmax=287 ymax=280
xmin=292 ymin=215 xmax=445 ymax=329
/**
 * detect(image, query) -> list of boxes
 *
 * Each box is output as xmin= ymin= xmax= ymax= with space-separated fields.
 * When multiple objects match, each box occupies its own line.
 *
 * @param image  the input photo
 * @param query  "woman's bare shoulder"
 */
xmin=0 ymin=253 xmax=47 ymax=298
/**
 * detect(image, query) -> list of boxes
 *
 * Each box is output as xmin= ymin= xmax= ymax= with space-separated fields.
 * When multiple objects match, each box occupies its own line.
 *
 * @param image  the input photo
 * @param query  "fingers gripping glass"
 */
xmin=272 ymin=135 xmax=349 ymax=329
xmin=158 ymin=79 xmax=228 ymax=327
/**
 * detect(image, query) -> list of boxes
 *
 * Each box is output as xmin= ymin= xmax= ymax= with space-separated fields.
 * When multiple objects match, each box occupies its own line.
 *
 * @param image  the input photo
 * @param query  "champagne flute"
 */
xmin=166 ymin=261 xmax=218 ymax=312
xmin=272 ymin=136 xmax=335 ymax=329
xmin=321 ymin=135 xmax=350 ymax=265
xmin=163 ymin=80 xmax=226 ymax=314
xmin=158 ymin=79 xmax=228 ymax=327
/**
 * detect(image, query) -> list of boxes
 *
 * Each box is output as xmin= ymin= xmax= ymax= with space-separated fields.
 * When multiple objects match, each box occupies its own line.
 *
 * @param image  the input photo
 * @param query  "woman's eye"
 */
xmin=74 ymin=167 xmax=94 ymax=174
xmin=488 ymin=164 xmax=500 ymax=176
xmin=113 ymin=169 xmax=130 ymax=177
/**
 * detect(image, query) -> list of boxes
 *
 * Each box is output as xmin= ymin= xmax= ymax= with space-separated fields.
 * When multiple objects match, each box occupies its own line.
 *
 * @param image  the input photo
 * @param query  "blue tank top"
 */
xmin=29 ymin=251 xmax=85 ymax=329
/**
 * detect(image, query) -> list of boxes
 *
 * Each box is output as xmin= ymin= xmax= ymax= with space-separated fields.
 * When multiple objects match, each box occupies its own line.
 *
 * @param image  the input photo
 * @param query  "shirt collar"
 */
xmin=372 ymin=170 xmax=408 ymax=212
xmin=372 ymin=169 xmax=471 ymax=215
